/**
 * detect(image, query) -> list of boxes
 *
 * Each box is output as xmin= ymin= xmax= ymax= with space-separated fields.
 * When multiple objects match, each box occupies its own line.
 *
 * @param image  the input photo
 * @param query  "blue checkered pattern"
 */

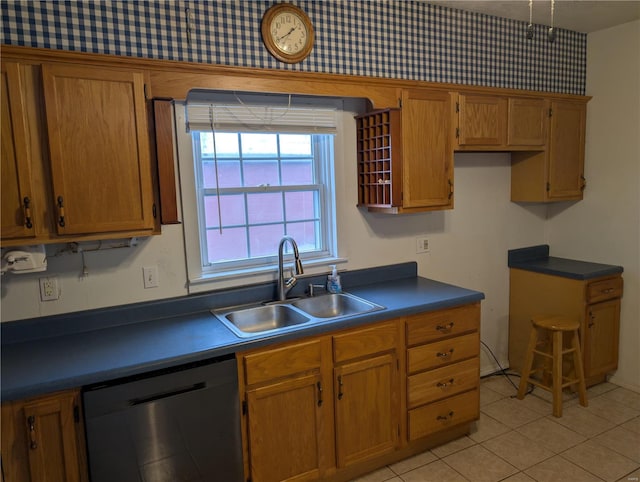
xmin=0 ymin=0 xmax=587 ymax=95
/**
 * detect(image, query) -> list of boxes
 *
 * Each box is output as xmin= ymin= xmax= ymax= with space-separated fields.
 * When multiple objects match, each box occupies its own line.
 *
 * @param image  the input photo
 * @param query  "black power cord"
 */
xmin=480 ymin=340 xmax=534 ymax=397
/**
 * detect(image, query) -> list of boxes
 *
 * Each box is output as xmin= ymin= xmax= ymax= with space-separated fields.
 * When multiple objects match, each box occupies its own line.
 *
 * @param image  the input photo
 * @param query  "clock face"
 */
xmin=261 ymin=4 xmax=314 ymax=63
xmin=271 ymin=11 xmax=308 ymax=55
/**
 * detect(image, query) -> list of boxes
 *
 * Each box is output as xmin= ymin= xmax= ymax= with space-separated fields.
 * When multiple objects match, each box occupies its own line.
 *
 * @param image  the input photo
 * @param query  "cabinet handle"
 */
xmin=580 ymin=175 xmax=587 ymax=191
xmin=601 ymin=288 xmax=614 ymax=294
xmin=317 ymin=381 xmax=323 ymax=407
xmin=436 ymin=322 xmax=454 ymax=333
xmin=337 ymin=375 xmax=344 ymax=400
xmin=27 ymin=415 xmax=37 ymax=449
xmin=588 ymin=311 xmax=595 ymax=328
xmin=57 ymin=196 xmax=65 ymax=227
xmin=436 ymin=411 xmax=455 ymax=421
xmin=448 ymin=179 xmax=453 ymax=199
xmin=436 ymin=348 xmax=454 ymax=359
xmin=23 ymin=196 xmax=33 ymax=229
xmin=437 ymin=378 xmax=455 ymax=389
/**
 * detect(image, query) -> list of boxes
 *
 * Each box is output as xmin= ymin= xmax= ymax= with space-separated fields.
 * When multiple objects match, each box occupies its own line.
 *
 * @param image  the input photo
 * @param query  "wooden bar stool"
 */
xmin=517 ymin=315 xmax=588 ymax=417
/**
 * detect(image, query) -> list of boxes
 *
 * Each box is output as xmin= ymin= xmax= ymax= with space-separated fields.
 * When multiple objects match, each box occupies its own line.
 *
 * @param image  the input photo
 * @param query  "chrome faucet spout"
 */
xmin=277 ymin=236 xmax=304 ymax=301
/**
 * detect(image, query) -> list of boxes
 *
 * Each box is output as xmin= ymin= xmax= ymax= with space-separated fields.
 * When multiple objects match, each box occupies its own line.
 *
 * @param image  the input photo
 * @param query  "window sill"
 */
xmin=187 ymin=256 xmax=348 ymax=294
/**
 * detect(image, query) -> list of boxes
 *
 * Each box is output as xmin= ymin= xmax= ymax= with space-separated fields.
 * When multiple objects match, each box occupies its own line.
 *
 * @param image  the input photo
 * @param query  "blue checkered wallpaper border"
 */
xmin=1 ymin=0 xmax=587 ymax=95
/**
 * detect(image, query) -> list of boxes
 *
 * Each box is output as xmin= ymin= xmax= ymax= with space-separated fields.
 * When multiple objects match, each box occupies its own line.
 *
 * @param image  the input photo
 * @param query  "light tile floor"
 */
xmin=352 ymin=376 xmax=640 ymax=482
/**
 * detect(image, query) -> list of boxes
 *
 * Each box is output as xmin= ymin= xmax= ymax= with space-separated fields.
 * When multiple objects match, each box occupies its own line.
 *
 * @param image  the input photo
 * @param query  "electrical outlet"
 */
xmin=416 ymin=236 xmax=430 ymax=254
xmin=143 ymin=266 xmax=159 ymax=288
xmin=39 ymin=277 xmax=59 ymax=301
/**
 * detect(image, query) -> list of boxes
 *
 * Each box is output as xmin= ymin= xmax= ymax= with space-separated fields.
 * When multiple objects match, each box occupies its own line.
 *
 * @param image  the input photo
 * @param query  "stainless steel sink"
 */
xmin=220 ymin=304 xmax=310 ymax=336
xmin=292 ymin=293 xmax=383 ymax=318
xmin=212 ymin=292 xmax=385 ymax=338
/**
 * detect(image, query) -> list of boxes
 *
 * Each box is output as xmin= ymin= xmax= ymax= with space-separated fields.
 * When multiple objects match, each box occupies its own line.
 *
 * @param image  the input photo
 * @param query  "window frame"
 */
xmin=174 ymin=97 xmax=346 ymax=292
xmin=192 ymin=131 xmax=332 ymax=270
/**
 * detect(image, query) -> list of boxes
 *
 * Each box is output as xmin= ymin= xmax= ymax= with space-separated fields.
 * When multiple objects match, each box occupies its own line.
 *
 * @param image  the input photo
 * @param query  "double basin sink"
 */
xmin=212 ymin=292 xmax=385 ymax=338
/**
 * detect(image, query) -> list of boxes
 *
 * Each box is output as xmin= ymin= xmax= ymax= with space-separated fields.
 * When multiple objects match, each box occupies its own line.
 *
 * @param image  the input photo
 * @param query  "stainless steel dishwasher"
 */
xmin=82 ymin=355 xmax=243 ymax=482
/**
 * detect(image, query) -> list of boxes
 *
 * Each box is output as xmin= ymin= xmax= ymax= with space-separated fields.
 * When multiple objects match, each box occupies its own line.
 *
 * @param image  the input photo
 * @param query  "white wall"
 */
xmin=547 ymin=20 xmax=640 ymax=391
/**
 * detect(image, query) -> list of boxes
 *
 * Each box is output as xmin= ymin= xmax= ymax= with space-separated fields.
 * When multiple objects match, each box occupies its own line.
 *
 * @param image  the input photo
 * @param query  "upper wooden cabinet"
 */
xmin=356 ymin=90 xmax=453 ymax=214
xmin=1 ymin=62 xmax=37 ymax=242
xmin=0 ymin=60 xmax=159 ymax=247
xmin=455 ymin=94 xmax=507 ymax=147
xmin=507 ymin=97 xmax=548 ymax=147
xmin=41 ymin=63 xmax=156 ymax=236
xmin=454 ymin=93 xmax=548 ymax=150
xmin=511 ymin=100 xmax=587 ymax=202
xmin=402 ymin=90 xmax=454 ymax=211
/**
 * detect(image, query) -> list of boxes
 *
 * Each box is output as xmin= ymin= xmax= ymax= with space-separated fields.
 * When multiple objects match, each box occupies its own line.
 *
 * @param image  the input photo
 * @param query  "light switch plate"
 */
xmin=143 ymin=266 xmax=159 ymax=288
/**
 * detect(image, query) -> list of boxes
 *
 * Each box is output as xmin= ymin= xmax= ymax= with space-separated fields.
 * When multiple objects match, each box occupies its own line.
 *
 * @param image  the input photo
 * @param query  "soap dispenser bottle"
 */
xmin=327 ymin=265 xmax=342 ymax=294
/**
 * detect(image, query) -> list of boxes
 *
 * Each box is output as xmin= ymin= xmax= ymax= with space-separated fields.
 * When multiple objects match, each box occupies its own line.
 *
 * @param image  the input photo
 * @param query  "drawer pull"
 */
xmin=437 ymin=411 xmax=455 ymax=421
xmin=437 ymin=378 xmax=455 ymax=389
xmin=436 ymin=322 xmax=455 ymax=333
xmin=436 ymin=349 xmax=454 ymax=359
xmin=601 ymin=288 xmax=615 ymax=294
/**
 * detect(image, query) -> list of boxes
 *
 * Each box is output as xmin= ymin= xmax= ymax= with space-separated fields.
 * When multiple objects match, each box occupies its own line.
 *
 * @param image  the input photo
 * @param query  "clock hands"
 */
xmin=277 ymin=26 xmax=298 ymax=42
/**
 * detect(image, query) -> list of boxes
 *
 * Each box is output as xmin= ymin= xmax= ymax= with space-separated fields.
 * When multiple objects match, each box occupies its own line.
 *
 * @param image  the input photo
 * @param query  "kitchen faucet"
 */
xmin=277 ymin=236 xmax=304 ymax=301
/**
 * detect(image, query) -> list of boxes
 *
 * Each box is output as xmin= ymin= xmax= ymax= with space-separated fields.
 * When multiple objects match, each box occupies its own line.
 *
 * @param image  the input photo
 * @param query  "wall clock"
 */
xmin=261 ymin=3 xmax=315 ymax=64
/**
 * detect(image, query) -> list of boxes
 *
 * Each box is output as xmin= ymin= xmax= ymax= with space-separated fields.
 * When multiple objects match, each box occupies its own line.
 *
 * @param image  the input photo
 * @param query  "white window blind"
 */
xmin=184 ymin=94 xmax=337 ymax=133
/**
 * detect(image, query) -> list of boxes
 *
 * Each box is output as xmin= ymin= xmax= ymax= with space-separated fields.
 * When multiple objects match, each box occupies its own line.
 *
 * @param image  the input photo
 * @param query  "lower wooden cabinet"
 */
xmin=246 ymin=372 xmax=327 ymax=482
xmin=584 ymin=297 xmax=621 ymax=380
xmin=333 ymin=321 xmax=399 ymax=469
xmin=509 ymin=269 xmax=623 ymax=386
xmin=238 ymin=304 xmax=481 ymax=482
xmin=408 ymin=389 xmax=479 ymax=441
xmin=238 ymin=321 xmax=400 ymax=482
xmin=405 ymin=304 xmax=481 ymax=442
xmin=1 ymin=389 xmax=87 ymax=482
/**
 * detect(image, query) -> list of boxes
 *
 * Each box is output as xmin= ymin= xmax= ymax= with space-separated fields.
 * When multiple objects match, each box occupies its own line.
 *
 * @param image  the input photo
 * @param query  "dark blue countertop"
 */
xmin=1 ymin=263 xmax=484 ymax=402
xmin=508 ymin=245 xmax=623 ymax=280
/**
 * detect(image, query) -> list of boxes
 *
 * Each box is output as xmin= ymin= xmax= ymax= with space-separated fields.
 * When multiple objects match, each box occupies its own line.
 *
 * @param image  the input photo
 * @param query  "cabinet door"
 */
xmin=1 ymin=391 xmax=84 ymax=482
xmin=1 ymin=62 xmax=36 ymax=241
xmin=41 ymin=64 xmax=155 ymax=235
xmin=456 ymin=94 xmax=507 ymax=146
xmin=401 ymin=90 xmax=453 ymax=209
xmin=334 ymin=353 xmax=398 ymax=468
xmin=547 ymin=100 xmax=586 ymax=199
xmin=584 ymin=299 xmax=620 ymax=379
xmin=246 ymin=373 xmax=328 ymax=482
xmin=508 ymin=98 xmax=548 ymax=147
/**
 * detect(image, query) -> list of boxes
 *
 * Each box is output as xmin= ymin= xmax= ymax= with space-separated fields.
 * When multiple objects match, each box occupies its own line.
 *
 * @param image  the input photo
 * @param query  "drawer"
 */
xmin=243 ymin=339 xmax=323 ymax=385
xmin=333 ymin=320 xmax=397 ymax=363
xmin=408 ymin=389 xmax=479 ymax=441
xmin=407 ymin=332 xmax=479 ymax=374
xmin=587 ymin=276 xmax=623 ymax=304
xmin=406 ymin=303 xmax=480 ymax=346
xmin=408 ymin=357 xmax=479 ymax=408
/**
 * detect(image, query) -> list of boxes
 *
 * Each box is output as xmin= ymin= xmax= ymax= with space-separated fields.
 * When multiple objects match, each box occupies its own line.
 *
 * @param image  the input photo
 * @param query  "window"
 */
xmin=176 ymin=95 xmax=342 ymax=288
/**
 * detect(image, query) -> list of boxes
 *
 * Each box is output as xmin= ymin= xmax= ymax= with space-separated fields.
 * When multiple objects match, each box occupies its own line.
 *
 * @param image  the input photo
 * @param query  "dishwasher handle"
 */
xmin=129 ymin=382 xmax=206 ymax=406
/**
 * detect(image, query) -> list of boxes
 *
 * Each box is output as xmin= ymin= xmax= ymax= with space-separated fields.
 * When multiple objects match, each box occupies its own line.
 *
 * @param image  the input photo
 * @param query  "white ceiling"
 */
xmin=426 ymin=1 xmax=640 ymax=33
